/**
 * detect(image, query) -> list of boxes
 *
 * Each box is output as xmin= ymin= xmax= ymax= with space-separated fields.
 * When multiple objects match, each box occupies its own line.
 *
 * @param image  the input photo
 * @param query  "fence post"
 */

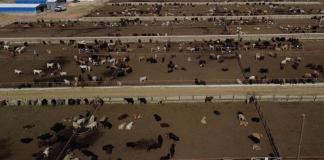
xmin=314 ymin=95 xmax=317 ymax=102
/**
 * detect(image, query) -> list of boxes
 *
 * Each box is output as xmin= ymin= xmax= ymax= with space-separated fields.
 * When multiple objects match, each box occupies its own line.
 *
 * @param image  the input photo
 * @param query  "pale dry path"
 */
xmin=0 ymin=84 xmax=323 ymax=99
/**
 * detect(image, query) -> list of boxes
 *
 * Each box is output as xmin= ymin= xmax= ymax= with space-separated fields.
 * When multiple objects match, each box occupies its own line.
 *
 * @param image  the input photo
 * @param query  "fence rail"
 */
xmin=105 ymin=1 xmax=322 ymax=5
xmin=80 ymin=14 xmax=324 ymax=22
xmin=3 ymin=94 xmax=324 ymax=106
xmin=3 ymin=33 xmax=324 ymax=43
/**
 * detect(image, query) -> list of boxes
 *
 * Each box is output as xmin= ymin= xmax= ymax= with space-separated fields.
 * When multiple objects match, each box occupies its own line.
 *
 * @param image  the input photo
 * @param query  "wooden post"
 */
xmin=297 ymin=114 xmax=306 ymax=160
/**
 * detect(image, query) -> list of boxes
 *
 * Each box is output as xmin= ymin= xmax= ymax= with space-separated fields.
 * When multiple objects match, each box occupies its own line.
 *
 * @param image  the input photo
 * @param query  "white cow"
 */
xmin=249 ymin=76 xmax=256 ymax=80
xmin=125 ymin=121 xmax=134 ymax=130
xmin=60 ymin=72 xmax=67 ymax=76
xmin=139 ymin=76 xmax=147 ymax=83
xmin=200 ymin=116 xmax=207 ymax=124
xmin=46 ymin=63 xmax=54 ymax=69
xmin=33 ymin=69 xmax=42 ymax=75
xmin=57 ymin=63 xmax=62 ymax=70
xmin=63 ymin=79 xmax=71 ymax=85
xmin=118 ymin=122 xmax=127 ymax=130
xmin=3 ymin=45 xmax=9 ymax=50
xmin=14 ymin=69 xmax=23 ymax=75
xmin=86 ymin=121 xmax=97 ymax=130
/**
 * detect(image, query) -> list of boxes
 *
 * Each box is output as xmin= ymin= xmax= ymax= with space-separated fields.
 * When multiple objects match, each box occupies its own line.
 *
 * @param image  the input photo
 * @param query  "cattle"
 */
xmin=118 ymin=113 xmax=129 ymax=120
xmin=138 ymin=98 xmax=147 ymax=104
xmin=139 ymin=76 xmax=147 ymax=83
xmin=59 ymin=72 xmax=67 ymax=76
xmin=242 ymin=67 xmax=251 ymax=73
xmin=194 ymin=78 xmax=206 ymax=85
xmin=81 ymin=150 xmax=98 ymax=160
xmin=199 ymin=59 xmax=207 ymax=67
xmin=14 ymin=69 xmax=23 ymax=75
xmin=201 ymin=116 xmax=207 ymax=124
xmin=125 ymin=121 xmax=134 ymax=130
xmin=255 ymin=53 xmax=265 ymax=60
xmin=160 ymin=123 xmax=170 ymax=128
xmin=124 ymin=98 xmax=134 ymax=104
xmin=63 ymin=79 xmax=71 ymax=86
xmin=237 ymin=112 xmax=248 ymax=126
xmin=33 ymin=69 xmax=42 ymax=75
xmin=20 ymin=138 xmax=33 ymax=144
xmin=221 ymin=68 xmax=229 ymax=71
xmin=205 ymin=96 xmax=213 ymax=103
xmin=170 ymin=143 xmax=176 ymax=157
xmin=259 ymin=68 xmax=269 ymax=74
xmin=160 ymin=154 xmax=171 ymax=160
xmin=102 ymin=144 xmax=114 ymax=154
xmin=153 ymin=114 xmax=162 ymax=122
xmin=168 ymin=132 xmax=180 ymax=142
xmin=46 ymin=63 xmax=54 ymax=69
xmin=99 ymin=117 xmax=112 ymax=129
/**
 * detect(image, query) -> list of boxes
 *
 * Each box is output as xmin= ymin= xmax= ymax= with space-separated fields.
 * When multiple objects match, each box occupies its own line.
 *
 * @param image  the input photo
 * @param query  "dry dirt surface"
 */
xmin=261 ymin=102 xmax=324 ymax=157
xmin=0 ymin=19 xmax=322 ymax=37
xmin=0 ymin=103 xmax=273 ymax=160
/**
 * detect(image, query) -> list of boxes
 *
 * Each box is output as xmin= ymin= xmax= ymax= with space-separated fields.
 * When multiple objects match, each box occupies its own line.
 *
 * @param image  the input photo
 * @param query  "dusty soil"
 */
xmin=261 ymin=102 xmax=324 ymax=157
xmin=0 ymin=40 xmax=323 ymax=87
xmin=0 ymin=19 xmax=322 ymax=37
xmin=86 ymin=3 xmax=324 ymax=17
xmin=0 ymin=102 xmax=272 ymax=160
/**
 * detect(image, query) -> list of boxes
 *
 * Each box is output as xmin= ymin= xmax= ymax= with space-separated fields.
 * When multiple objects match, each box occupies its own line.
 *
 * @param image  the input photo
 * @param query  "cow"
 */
xmin=168 ymin=132 xmax=180 ymax=142
xmin=124 ymin=98 xmax=134 ymax=104
xmin=14 ymin=69 xmax=23 ymax=75
xmin=139 ymin=76 xmax=147 ymax=83
xmin=33 ymin=69 xmax=42 ymax=75
xmin=46 ymin=63 xmax=54 ymax=69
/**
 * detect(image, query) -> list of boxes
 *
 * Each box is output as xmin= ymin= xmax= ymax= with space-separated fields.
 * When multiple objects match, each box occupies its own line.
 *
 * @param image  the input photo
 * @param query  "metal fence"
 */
xmin=3 ymin=33 xmax=324 ymax=43
xmin=3 ymin=94 xmax=324 ymax=106
xmin=80 ymin=14 xmax=324 ymax=22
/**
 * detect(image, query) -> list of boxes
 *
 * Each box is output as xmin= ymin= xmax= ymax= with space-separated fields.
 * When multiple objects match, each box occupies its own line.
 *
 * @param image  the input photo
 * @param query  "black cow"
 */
xmin=242 ymin=67 xmax=251 ymax=73
xmin=170 ymin=143 xmax=176 ymax=157
xmin=102 ymin=144 xmax=114 ymax=154
xmin=205 ymin=96 xmax=213 ymax=103
xmin=124 ymin=98 xmax=134 ymax=104
xmin=81 ymin=150 xmax=98 ymax=160
xmin=160 ymin=154 xmax=171 ymax=160
xmin=138 ymin=98 xmax=147 ymax=104
xmin=168 ymin=132 xmax=180 ymax=142
xmin=259 ymin=68 xmax=269 ymax=74
xmin=153 ymin=114 xmax=162 ymax=122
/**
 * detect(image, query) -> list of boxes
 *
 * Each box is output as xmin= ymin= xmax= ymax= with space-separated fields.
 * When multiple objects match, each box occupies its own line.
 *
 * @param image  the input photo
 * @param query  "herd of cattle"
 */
xmin=16 ymin=96 xmax=265 ymax=160
xmin=88 ymin=3 xmax=324 ymax=17
xmin=0 ymin=36 xmax=323 ymax=87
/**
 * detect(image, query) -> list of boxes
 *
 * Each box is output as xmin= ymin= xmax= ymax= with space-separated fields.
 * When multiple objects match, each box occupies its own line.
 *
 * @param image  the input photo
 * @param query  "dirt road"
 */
xmin=0 ymin=84 xmax=323 ymax=99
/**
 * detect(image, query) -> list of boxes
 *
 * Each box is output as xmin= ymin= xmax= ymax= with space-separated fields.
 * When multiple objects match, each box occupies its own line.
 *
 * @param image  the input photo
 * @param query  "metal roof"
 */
xmin=0 ymin=3 xmax=40 ymax=8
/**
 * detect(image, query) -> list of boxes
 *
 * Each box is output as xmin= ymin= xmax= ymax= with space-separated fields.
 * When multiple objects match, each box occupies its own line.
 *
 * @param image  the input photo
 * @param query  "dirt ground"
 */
xmin=0 ymin=19 xmax=322 ymax=37
xmin=86 ymin=3 xmax=324 ymax=17
xmin=0 ymin=40 xmax=324 ymax=87
xmin=261 ymin=102 xmax=324 ymax=157
xmin=0 ymin=102 xmax=272 ymax=160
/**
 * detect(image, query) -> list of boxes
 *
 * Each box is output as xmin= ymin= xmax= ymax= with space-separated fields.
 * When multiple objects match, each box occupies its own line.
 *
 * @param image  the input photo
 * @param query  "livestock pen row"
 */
xmin=0 ymin=38 xmax=323 ymax=88
xmin=86 ymin=3 xmax=324 ymax=17
xmin=1 ymin=18 xmax=323 ymax=37
xmin=1 ymin=102 xmax=324 ymax=159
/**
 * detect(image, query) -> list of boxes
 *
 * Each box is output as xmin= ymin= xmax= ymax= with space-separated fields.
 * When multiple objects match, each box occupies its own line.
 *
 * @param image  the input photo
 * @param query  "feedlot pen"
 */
xmin=0 ymin=39 xmax=324 ymax=87
xmin=1 ymin=102 xmax=324 ymax=160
